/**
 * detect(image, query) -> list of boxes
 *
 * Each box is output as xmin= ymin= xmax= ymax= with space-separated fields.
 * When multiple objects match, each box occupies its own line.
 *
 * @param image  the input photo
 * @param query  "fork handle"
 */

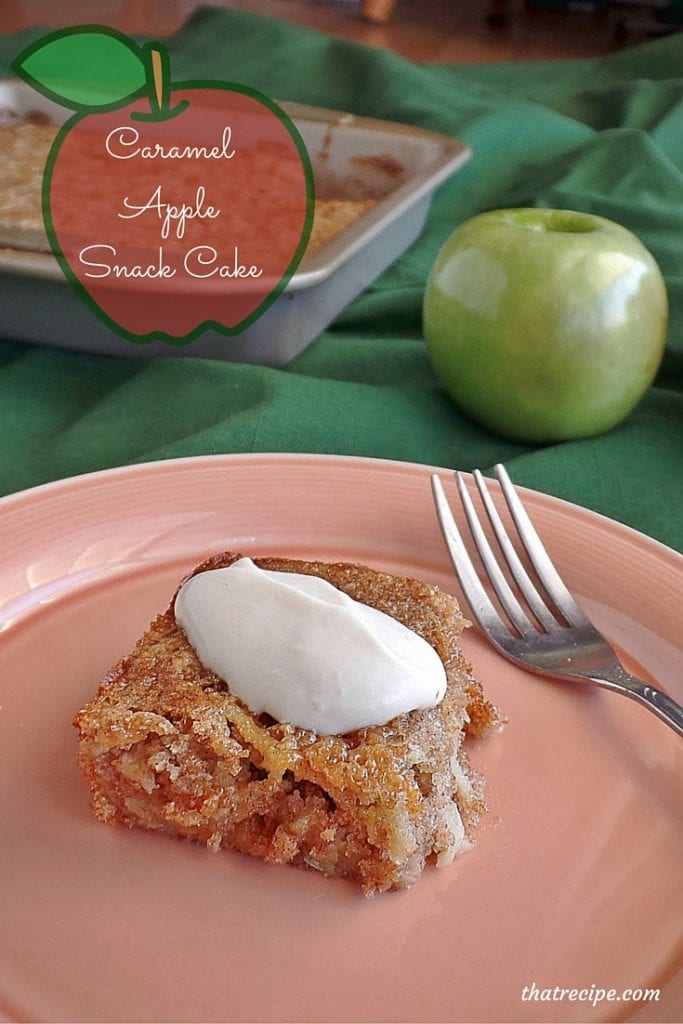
xmin=588 ymin=667 xmax=683 ymax=738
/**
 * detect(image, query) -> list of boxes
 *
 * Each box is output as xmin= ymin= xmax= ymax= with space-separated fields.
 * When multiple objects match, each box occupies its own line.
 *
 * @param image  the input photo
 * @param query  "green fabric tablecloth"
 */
xmin=1 ymin=8 xmax=682 ymax=552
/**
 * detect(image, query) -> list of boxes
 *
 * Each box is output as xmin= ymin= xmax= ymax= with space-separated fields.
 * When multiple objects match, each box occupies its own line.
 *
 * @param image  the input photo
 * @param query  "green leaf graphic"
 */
xmin=13 ymin=28 xmax=146 ymax=111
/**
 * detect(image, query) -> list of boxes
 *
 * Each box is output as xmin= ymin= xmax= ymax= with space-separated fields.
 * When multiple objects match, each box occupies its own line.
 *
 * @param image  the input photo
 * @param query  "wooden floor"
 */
xmin=0 ymin=0 xmax=646 ymax=62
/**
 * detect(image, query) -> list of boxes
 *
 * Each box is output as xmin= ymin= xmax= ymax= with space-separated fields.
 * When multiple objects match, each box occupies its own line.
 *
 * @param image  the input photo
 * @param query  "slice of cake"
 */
xmin=74 ymin=553 xmax=504 ymax=895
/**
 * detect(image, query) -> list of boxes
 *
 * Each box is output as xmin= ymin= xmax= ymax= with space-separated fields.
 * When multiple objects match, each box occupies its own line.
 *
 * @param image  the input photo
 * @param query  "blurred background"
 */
xmin=1 ymin=0 xmax=682 ymax=61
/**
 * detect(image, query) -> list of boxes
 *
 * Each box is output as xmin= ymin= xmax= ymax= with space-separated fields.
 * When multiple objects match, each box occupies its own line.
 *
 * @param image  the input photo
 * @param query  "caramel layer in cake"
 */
xmin=74 ymin=553 xmax=504 ymax=895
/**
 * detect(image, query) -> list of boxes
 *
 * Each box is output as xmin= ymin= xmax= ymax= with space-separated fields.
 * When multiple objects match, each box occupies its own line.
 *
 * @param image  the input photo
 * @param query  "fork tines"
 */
xmin=431 ymin=464 xmax=589 ymax=639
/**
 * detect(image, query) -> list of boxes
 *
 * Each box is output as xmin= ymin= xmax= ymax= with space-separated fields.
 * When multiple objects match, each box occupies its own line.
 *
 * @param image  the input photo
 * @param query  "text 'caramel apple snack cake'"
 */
xmin=75 ymin=553 xmax=505 ymax=895
xmin=0 ymin=117 xmax=375 ymax=258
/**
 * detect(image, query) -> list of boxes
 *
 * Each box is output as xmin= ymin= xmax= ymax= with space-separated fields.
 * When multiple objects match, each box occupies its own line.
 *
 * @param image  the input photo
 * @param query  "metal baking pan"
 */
xmin=0 ymin=80 xmax=470 ymax=365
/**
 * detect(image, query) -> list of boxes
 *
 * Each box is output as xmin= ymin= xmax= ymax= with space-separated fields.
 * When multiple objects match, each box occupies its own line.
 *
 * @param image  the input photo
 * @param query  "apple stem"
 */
xmin=151 ymin=47 xmax=164 ymax=112
xmin=131 ymin=42 xmax=188 ymax=123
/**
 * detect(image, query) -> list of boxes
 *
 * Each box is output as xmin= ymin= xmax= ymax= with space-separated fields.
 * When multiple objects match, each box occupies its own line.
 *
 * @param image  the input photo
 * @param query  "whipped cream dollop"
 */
xmin=174 ymin=557 xmax=447 ymax=735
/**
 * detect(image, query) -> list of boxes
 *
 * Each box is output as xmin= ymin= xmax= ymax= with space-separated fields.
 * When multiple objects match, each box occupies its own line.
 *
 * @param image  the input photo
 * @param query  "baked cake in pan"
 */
xmin=0 ymin=119 xmax=376 ymax=257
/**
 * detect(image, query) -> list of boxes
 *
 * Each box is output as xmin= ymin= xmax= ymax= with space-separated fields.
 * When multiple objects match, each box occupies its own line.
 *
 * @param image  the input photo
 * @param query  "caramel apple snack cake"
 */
xmin=75 ymin=552 xmax=505 ymax=895
xmin=0 ymin=118 xmax=376 ymax=257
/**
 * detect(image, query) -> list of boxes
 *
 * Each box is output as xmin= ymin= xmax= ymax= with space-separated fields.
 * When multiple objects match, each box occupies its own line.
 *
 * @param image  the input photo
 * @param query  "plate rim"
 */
xmin=2 ymin=450 xmax=682 ymax=571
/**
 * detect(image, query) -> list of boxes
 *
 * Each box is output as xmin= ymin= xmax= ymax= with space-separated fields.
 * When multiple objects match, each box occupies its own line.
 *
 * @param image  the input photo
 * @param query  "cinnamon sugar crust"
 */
xmin=74 ymin=553 xmax=504 ymax=895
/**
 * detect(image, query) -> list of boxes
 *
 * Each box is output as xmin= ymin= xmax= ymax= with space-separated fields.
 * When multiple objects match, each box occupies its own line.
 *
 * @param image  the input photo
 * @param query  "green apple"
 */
xmin=423 ymin=209 xmax=668 ymax=442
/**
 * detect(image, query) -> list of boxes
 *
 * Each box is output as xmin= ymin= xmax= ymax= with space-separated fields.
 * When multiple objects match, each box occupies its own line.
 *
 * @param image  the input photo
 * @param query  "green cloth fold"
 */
xmin=1 ymin=8 xmax=681 ymax=551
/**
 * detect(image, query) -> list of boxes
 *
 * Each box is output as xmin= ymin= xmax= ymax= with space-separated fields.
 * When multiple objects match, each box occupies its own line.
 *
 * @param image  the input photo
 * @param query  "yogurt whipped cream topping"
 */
xmin=174 ymin=557 xmax=447 ymax=735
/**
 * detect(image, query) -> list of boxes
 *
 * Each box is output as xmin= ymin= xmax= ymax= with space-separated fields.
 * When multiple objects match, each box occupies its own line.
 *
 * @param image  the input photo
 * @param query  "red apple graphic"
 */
xmin=13 ymin=27 xmax=314 ymax=344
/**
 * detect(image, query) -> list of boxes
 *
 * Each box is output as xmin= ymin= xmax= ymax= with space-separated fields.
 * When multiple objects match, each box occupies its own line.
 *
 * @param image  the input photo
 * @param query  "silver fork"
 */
xmin=431 ymin=464 xmax=683 ymax=737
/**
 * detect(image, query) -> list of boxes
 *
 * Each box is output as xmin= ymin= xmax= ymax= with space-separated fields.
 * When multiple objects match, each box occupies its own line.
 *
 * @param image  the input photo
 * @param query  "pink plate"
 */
xmin=0 ymin=453 xmax=681 ymax=1024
